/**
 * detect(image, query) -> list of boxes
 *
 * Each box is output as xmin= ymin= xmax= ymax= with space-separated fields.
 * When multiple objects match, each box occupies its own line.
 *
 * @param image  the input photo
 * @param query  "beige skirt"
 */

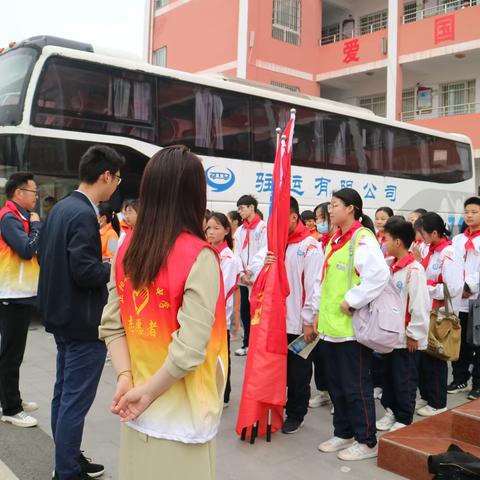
xmin=119 ymin=424 xmax=216 ymax=480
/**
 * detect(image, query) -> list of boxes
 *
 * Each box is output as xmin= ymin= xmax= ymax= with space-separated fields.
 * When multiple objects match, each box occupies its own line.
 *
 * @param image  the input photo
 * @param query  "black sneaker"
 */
xmin=53 ymin=472 xmax=94 ymax=480
xmin=78 ymin=452 xmax=104 ymax=478
xmin=281 ymin=417 xmax=304 ymax=434
xmin=447 ymin=382 xmax=469 ymax=394
xmin=468 ymin=388 xmax=480 ymax=400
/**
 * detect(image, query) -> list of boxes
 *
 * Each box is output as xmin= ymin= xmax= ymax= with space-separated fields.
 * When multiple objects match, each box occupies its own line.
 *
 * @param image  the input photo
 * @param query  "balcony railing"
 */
xmin=321 ymin=18 xmax=387 ymax=45
xmin=401 ymin=101 xmax=480 ymax=121
xmin=403 ymin=0 xmax=477 ymax=24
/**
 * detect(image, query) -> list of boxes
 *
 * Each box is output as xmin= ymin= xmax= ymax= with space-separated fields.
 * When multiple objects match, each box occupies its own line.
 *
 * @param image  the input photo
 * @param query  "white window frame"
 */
xmin=153 ymin=46 xmax=167 ymax=67
xmin=359 ymin=93 xmax=386 ymax=117
xmin=272 ymin=0 xmax=301 ymax=46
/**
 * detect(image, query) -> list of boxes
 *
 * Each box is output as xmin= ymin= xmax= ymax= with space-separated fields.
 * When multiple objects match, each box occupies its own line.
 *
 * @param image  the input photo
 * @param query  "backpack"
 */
xmin=348 ymin=229 xmax=404 ymax=353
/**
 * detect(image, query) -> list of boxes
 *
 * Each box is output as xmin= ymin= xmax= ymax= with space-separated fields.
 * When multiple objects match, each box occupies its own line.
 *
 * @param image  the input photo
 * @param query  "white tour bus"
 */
xmin=0 ymin=36 xmax=474 ymax=232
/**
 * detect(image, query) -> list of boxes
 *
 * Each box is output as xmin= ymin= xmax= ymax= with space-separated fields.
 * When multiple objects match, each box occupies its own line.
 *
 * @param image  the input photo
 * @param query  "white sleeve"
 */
xmin=246 ymin=223 xmax=268 ymax=272
xmin=301 ymin=243 xmax=324 ymax=326
xmin=406 ymin=267 xmax=431 ymax=342
xmin=344 ymin=235 xmax=390 ymax=309
xmin=465 ymin=271 xmax=480 ymax=296
xmin=234 ymin=229 xmax=244 ymax=274
xmin=249 ymin=246 xmax=268 ymax=282
xmin=222 ymin=255 xmax=238 ymax=299
xmin=429 ymin=249 xmax=463 ymax=301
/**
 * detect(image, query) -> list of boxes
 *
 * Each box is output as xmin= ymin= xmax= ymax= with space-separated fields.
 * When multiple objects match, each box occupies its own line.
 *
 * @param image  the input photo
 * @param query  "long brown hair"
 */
xmin=123 ymin=145 xmax=206 ymax=289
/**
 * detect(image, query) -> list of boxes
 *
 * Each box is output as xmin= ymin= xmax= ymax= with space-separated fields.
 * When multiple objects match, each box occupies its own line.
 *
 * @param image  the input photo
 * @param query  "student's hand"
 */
xmin=30 ymin=212 xmax=40 ymax=222
xmin=462 ymin=289 xmax=473 ymax=299
xmin=406 ymin=337 xmax=418 ymax=353
xmin=240 ymin=272 xmax=253 ymax=286
xmin=340 ymin=300 xmax=353 ymax=316
xmin=303 ymin=324 xmax=318 ymax=343
xmin=111 ymin=374 xmax=134 ymax=415
xmin=411 ymin=244 xmax=422 ymax=262
xmin=264 ymin=251 xmax=276 ymax=265
xmin=117 ymin=384 xmax=155 ymax=422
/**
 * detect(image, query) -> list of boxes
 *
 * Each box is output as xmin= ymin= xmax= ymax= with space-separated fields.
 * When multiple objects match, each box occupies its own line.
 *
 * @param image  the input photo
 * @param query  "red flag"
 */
xmin=235 ymin=113 xmax=295 ymax=438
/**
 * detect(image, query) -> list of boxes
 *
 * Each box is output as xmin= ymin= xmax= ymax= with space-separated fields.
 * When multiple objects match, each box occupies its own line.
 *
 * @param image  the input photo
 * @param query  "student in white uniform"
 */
xmin=314 ymin=188 xmax=389 ymax=462
xmin=416 ymin=212 xmax=464 ymax=417
xmin=450 ymin=197 xmax=480 ymax=401
xmin=375 ymin=218 xmax=430 ymax=433
xmin=250 ymin=197 xmax=324 ymax=435
xmin=233 ymin=195 xmax=267 ymax=356
xmin=205 ymin=212 xmax=238 ymax=406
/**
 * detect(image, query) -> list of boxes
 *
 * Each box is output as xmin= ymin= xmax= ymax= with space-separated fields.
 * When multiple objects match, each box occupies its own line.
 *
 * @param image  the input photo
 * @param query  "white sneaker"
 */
xmin=223 ymin=402 xmax=230 ymax=408
xmin=309 ymin=391 xmax=331 ymax=408
xmin=337 ymin=441 xmax=378 ymax=461
xmin=330 ymin=406 xmax=334 ymax=415
xmin=21 ymin=401 xmax=38 ymax=413
xmin=318 ymin=436 xmax=354 ymax=453
xmin=234 ymin=347 xmax=248 ymax=356
xmin=416 ymin=405 xmax=447 ymax=417
xmin=389 ymin=422 xmax=407 ymax=432
xmin=374 ymin=387 xmax=383 ymax=399
xmin=415 ymin=398 xmax=428 ymax=411
xmin=1 ymin=411 xmax=38 ymax=428
xmin=376 ymin=408 xmax=396 ymax=431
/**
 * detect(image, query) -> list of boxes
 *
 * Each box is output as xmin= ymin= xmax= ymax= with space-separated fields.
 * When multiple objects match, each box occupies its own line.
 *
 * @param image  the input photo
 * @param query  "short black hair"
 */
xmin=301 ymin=209 xmax=315 ymax=221
xmin=43 ymin=196 xmax=57 ymax=206
xmin=376 ymin=207 xmax=394 ymax=217
xmin=236 ymin=194 xmax=258 ymax=210
xmin=464 ymin=197 xmax=480 ymax=208
xmin=384 ymin=217 xmax=415 ymax=249
xmin=290 ymin=196 xmax=300 ymax=216
xmin=78 ymin=145 xmax=125 ymax=184
xmin=413 ymin=208 xmax=427 ymax=215
xmin=5 ymin=172 xmax=34 ymax=199
xmin=227 ymin=210 xmax=242 ymax=224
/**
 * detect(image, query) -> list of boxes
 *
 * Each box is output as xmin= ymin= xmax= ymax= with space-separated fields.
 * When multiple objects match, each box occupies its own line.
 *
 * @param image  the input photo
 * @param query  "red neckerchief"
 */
xmin=309 ymin=226 xmax=321 ymax=240
xmin=215 ymin=241 xmax=228 ymax=254
xmin=242 ymin=214 xmax=261 ymax=249
xmin=391 ymin=252 xmax=416 ymax=274
xmin=414 ymin=239 xmax=423 ymax=245
xmin=287 ymin=221 xmax=311 ymax=245
xmin=376 ymin=230 xmax=386 ymax=245
xmin=321 ymin=221 xmax=362 ymax=282
xmin=464 ymin=228 xmax=480 ymax=252
xmin=320 ymin=231 xmax=333 ymax=252
xmin=421 ymin=238 xmax=451 ymax=270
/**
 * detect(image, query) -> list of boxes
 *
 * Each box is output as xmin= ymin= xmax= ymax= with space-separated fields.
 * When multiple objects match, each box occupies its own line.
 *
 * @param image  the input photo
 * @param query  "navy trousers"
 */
xmin=51 ymin=335 xmax=106 ymax=480
xmin=419 ymin=352 xmax=448 ymax=409
xmin=239 ymin=286 xmax=251 ymax=348
xmin=323 ymin=341 xmax=377 ymax=447
xmin=381 ymin=349 xmax=419 ymax=425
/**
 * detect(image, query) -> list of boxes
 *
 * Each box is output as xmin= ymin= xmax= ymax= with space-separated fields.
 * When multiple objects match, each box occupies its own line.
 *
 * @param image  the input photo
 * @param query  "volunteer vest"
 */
xmin=318 ymin=228 xmax=374 ymax=338
xmin=115 ymin=232 xmax=228 ymax=443
xmin=100 ymin=223 xmax=118 ymax=259
xmin=0 ymin=201 xmax=39 ymax=299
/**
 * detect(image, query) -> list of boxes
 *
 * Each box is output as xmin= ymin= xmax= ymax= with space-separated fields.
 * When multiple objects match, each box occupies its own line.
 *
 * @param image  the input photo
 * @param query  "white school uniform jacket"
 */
xmin=250 ymin=235 xmax=324 ymax=335
xmin=391 ymin=258 xmax=431 ymax=350
xmin=423 ymin=243 xmax=463 ymax=314
xmin=218 ymin=244 xmax=238 ymax=329
xmin=452 ymin=232 xmax=480 ymax=313
xmin=234 ymin=220 xmax=267 ymax=285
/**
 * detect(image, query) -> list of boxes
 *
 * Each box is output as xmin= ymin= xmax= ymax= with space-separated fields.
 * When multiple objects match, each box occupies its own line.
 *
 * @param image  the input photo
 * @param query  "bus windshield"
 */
xmin=0 ymin=47 xmax=38 ymax=126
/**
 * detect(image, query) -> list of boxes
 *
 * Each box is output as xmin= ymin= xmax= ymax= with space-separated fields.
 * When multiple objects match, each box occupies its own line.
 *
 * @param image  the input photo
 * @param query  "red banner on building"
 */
xmin=235 ymin=112 xmax=295 ymax=440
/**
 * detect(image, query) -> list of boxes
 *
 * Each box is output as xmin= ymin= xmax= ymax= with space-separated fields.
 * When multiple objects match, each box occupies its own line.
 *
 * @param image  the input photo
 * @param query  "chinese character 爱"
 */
xmin=343 ymin=39 xmax=360 ymax=64
xmin=291 ymin=175 xmax=304 ymax=196
xmin=435 ymin=15 xmax=455 ymax=44
xmin=363 ymin=182 xmax=377 ymax=200
xmin=385 ymin=184 xmax=397 ymax=202
xmin=315 ymin=177 xmax=331 ymax=197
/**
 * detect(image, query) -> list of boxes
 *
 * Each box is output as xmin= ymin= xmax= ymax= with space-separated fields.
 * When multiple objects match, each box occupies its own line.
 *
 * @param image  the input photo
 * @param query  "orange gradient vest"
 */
xmin=115 ymin=232 xmax=228 ymax=443
xmin=0 ymin=201 xmax=39 ymax=299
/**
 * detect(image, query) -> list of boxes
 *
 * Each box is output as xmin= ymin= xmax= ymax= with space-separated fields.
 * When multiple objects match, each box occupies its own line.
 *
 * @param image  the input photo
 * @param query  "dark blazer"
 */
xmin=37 ymin=191 xmax=110 ymax=341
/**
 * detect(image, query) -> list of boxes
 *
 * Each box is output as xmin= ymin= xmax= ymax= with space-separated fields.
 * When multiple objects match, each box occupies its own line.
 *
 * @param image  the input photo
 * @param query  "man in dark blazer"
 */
xmin=37 ymin=145 xmax=124 ymax=480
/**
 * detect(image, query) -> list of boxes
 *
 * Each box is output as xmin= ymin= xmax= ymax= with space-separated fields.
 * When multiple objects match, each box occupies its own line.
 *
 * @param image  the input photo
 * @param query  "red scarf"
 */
xmin=308 ymin=226 xmax=321 ymax=240
xmin=321 ymin=221 xmax=362 ymax=282
xmin=391 ymin=252 xmax=416 ymax=274
xmin=464 ymin=228 xmax=480 ymax=252
xmin=421 ymin=238 xmax=451 ymax=270
xmin=242 ymin=214 xmax=261 ymax=249
xmin=287 ymin=221 xmax=311 ymax=245
xmin=376 ymin=230 xmax=386 ymax=245
xmin=320 ymin=231 xmax=333 ymax=252
xmin=215 ymin=240 xmax=228 ymax=254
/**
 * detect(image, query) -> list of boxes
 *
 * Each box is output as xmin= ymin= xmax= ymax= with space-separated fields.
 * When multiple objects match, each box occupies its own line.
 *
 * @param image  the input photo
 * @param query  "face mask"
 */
xmin=316 ymin=222 xmax=329 ymax=234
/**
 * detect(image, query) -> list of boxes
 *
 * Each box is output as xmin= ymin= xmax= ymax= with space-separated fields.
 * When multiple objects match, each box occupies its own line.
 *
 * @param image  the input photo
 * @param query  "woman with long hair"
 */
xmin=314 ymin=188 xmax=389 ymax=461
xmin=415 ymin=212 xmax=463 ymax=417
xmin=100 ymin=146 xmax=228 ymax=480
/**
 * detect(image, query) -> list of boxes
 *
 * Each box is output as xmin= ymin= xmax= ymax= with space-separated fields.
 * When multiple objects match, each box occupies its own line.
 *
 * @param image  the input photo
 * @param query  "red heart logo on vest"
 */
xmin=133 ymin=287 xmax=149 ymax=315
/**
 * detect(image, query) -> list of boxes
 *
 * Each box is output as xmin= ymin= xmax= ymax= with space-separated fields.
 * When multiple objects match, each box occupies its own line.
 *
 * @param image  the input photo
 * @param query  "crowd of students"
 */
xmin=204 ymin=190 xmax=480 ymax=461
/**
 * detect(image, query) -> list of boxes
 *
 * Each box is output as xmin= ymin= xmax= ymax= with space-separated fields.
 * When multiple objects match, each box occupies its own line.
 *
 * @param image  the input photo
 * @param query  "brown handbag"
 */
xmin=426 ymin=284 xmax=461 ymax=361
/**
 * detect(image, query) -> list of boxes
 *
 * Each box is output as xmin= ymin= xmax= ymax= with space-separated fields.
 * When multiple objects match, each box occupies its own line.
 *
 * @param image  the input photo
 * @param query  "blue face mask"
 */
xmin=316 ymin=222 xmax=329 ymax=234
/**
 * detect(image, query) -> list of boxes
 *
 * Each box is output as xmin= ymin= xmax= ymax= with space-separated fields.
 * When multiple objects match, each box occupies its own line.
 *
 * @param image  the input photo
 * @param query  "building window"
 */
xmin=272 ymin=0 xmax=301 ymax=46
xmin=403 ymin=2 xmax=417 ymax=24
xmin=359 ymin=94 xmax=386 ymax=117
xmin=155 ymin=0 xmax=168 ymax=9
xmin=359 ymin=9 xmax=388 ymax=35
xmin=153 ymin=47 xmax=167 ymax=67
xmin=441 ymin=80 xmax=476 ymax=116
xmin=321 ymin=23 xmax=340 ymax=45
xmin=402 ymin=89 xmax=415 ymax=120
xmin=271 ymin=81 xmax=300 ymax=93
